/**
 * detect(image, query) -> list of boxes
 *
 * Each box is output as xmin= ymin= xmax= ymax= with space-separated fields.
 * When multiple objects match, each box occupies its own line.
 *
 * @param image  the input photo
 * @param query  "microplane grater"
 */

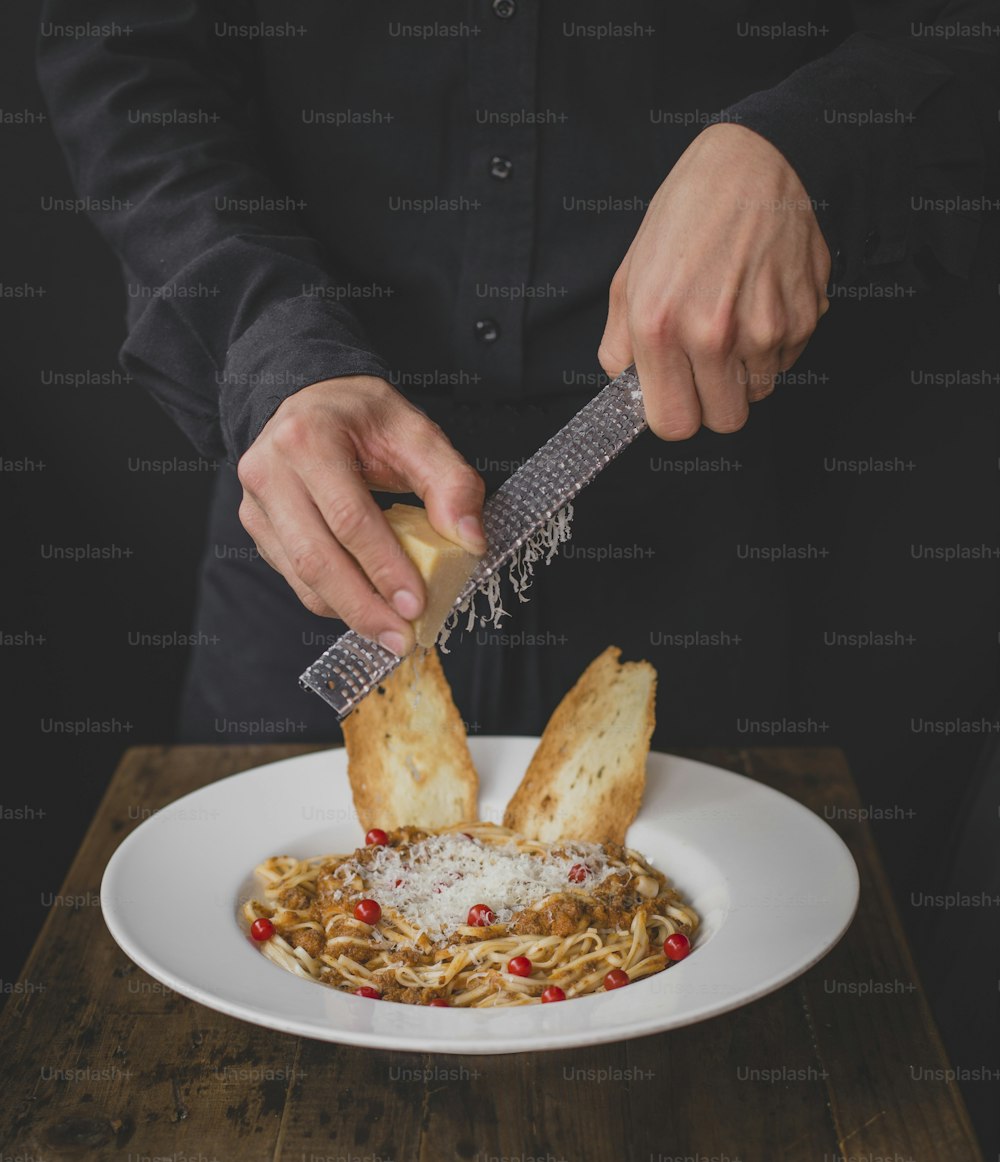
xmin=299 ymin=364 xmax=647 ymax=718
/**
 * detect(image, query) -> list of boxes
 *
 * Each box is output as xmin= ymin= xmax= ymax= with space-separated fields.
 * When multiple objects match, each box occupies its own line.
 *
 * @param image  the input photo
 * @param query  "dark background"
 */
xmin=3 ymin=2 xmax=219 ymax=976
xmin=3 ymin=0 xmax=999 ymax=1152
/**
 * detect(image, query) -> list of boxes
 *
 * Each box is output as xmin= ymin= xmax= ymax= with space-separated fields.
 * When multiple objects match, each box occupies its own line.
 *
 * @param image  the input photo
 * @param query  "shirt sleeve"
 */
xmin=36 ymin=1 xmax=391 ymax=465
xmin=722 ymin=2 xmax=1000 ymax=286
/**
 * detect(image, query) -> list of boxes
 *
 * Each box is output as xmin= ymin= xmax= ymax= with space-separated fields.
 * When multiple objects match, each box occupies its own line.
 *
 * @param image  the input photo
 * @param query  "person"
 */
xmin=36 ymin=0 xmax=998 ymax=741
xmin=35 ymin=4 xmax=1000 ymax=1149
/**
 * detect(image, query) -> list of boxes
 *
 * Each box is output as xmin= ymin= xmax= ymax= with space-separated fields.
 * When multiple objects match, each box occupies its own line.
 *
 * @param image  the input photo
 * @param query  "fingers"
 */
xmin=239 ymin=455 xmax=418 ymax=656
xmin=630 ymin=319 xmax=702 ymax=441
xmin=236 ymin=376 xmax=490 ymax=648
xmin=685 ymin=335 xmax=749 ymax=433
xmin=238 ymin=495 xmax=338 ymax=619
xmin=295 ymin=439 xmax=430 ymax=624
xmin=389 ymin=411 xmax=488 ymax=555
xmin=740 ymin=287 xmax=815 ymax=403
xmin=597 ymin=263 xmax=634 ymax=380
xmin=595 ymin=117 xmax=833 ymax=442
xmin=737 ymin=328 xmax=788 ymax=405
xmin=613 ymin=267 xmax=767 ymax=437
xmin=741 ymin=362 xmax=775 ymax=403
xmin=620 ymin=276 xmax=824 ymax=432
xmin=630 ymin=297 xmax=749 ymax=438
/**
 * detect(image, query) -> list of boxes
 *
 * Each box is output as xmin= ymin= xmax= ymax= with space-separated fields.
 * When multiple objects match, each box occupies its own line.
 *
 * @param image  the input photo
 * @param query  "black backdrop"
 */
xmin=3 ymin=1 xmax=1000 ymax=1152
xmin=3 ymin=2 xmax=219 ymax=982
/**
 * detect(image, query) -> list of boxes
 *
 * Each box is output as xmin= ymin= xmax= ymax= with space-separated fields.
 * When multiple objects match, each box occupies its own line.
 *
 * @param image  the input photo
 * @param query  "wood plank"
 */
xmin=0 ymin=745 xmax=984 ymax=1162
xmin=624 ymin=747 xmax=837 ymax=1162
xmin=745 ymin=748 xmax=983 ymax=1162
xmin=0 ymin=745 xmax=326 ymax=1159
xmin=624 ymin=992 xmax=838 ymax=1162
xmin=276 ymin=1039 xmax=633 ymax=1162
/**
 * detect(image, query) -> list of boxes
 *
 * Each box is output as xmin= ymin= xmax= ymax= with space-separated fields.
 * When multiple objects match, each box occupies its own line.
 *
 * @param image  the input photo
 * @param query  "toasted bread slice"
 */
xmin=384 ymin=503 xmax=482 ymax=648
xmin=503 ymin=646 xmax=656 ymax=844
xmin=342 ymin=646 xmax=478 ymax=830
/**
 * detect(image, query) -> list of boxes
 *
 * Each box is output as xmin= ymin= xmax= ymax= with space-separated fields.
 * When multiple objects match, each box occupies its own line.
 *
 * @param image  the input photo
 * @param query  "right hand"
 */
xmin=236 ymin=375 xmax=487 ymax=655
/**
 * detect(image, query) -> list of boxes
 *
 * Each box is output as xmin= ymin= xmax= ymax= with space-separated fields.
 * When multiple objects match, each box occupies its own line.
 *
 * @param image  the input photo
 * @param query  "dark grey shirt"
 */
xmin=37 ymin=0 xmax=1000 ymax=463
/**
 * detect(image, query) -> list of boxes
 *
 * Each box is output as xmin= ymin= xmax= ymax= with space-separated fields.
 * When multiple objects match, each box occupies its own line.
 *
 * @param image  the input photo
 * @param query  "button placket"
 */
xmin=450 ymin=0 xmax=540 ymax=401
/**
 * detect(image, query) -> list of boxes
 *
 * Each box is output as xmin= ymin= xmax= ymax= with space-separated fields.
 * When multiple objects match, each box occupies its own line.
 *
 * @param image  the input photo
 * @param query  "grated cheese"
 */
xmin=334 ymin=830 xmax=616 ymax=943
xmin=438 ymin=503 xmax=574 ymax=652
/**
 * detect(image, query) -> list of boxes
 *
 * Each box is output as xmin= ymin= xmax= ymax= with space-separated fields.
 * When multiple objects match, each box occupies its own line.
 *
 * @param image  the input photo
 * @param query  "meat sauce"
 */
xmin=268 ymin=829 xmax=686 ymax=981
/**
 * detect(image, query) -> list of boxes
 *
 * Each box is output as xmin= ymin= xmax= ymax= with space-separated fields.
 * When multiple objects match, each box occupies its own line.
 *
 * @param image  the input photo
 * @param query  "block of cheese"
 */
xmin=384 ymin=503 xmax=483 ymax=648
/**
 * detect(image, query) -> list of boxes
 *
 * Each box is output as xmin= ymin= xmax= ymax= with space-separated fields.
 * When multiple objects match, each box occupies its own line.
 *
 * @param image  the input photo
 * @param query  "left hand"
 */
xmin=598 ymin=123 xmax=831 ymax=438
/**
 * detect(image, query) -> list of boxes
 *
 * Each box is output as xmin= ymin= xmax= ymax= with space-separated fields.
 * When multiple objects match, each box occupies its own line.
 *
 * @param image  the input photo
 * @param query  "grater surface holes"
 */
xmin=299 ymin=366 xmax=646 ymax=719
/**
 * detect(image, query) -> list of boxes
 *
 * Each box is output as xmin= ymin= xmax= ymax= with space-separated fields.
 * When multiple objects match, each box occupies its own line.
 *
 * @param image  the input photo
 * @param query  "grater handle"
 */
xmin=299 ymin=365 xmax=647 ymax=718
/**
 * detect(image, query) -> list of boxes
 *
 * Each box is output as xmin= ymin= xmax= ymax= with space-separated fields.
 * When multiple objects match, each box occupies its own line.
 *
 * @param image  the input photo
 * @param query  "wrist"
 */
xmin=281 ymin=373 xmax=393 ymax=413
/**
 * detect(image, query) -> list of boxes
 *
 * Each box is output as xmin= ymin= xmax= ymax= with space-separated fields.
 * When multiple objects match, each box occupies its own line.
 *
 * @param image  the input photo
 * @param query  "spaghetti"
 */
xmin=243 ymin=822 xmax=698 ymax=1006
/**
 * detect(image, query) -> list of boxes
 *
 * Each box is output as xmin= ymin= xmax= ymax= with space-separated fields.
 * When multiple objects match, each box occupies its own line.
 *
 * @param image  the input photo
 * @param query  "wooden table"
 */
xmin=0 ymin=745 xmax=983 ymax=1162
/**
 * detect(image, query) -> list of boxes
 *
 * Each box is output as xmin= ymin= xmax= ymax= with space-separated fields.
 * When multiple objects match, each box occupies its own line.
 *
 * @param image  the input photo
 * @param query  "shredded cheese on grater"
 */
xmin=332 ymin=829 xmax=614 ymax=942
xmin=437 ymin=503 xmax=574 ymax=652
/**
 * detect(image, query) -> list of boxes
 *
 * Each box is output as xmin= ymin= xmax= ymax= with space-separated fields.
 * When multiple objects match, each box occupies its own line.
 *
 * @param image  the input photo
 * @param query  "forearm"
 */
xmin=37 ymin=0 xmax=388 ymax=463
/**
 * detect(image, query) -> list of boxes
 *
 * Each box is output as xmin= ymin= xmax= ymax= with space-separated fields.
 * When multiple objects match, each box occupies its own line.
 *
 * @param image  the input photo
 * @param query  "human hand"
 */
xmin=599 ymin=123 xmax=830 ymax=437
xmin=236 ymin=375 xmax=487 ymax=655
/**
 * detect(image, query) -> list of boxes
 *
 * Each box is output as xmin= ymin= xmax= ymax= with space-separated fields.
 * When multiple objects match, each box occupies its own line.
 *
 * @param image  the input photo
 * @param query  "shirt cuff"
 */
xmin=722 ymin=32 xmax=978 ymax=286
xmin=218 ymin=294 xmax=392 ymax=464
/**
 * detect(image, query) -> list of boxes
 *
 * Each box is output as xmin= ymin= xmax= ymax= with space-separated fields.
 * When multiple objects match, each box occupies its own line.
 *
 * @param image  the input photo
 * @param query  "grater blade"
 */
xmin=299 ymin=364 xmax=647 ymax=719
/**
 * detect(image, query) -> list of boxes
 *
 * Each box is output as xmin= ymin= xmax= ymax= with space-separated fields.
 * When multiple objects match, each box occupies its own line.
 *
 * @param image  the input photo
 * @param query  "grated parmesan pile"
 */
xmin=331 ymin=831 xmax=618 ymax=942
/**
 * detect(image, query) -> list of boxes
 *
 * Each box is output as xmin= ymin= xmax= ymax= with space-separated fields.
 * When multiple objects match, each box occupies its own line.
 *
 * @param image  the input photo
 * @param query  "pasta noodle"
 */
xmin=243 ymin=822 xmax=698 ymax=1006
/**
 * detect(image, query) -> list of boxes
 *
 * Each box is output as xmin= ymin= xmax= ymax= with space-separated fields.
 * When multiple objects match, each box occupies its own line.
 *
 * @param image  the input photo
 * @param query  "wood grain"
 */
xmin=0 ymin=745 xmax=983 ymax=1162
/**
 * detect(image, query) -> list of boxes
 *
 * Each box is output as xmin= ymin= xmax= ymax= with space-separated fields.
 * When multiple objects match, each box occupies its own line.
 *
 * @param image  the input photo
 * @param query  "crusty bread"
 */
xmin=342 ymin=646 xmax=478 ymax=830
xmin=503 ymin=646 xmax=656 ymax=844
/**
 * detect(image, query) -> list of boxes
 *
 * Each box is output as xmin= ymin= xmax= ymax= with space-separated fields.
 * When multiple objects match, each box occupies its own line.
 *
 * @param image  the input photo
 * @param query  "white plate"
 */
xmin=101 ymin=739 xmax=858 ymax=1054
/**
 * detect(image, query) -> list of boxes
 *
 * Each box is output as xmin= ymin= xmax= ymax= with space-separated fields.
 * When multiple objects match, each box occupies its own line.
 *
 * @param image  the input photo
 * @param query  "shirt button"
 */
xmin=491 ymin=0 xmax=516 ymax=18
xmin=474 ymin=318 xmax=500 ymax=343
xmin=489 ymin=155 xmax=513 ymax=181
xmin=863 ymin=229 xmax=880 ymax=262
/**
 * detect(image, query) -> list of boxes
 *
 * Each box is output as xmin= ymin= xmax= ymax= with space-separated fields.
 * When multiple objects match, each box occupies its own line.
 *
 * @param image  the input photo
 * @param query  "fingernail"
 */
xmin=378 ymin=630 xmax=407 ymax=657
xmin=457 ymin=515 xmax=487 ymax=551
xmin=392 ymin=588 xmax=421 ymax=620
